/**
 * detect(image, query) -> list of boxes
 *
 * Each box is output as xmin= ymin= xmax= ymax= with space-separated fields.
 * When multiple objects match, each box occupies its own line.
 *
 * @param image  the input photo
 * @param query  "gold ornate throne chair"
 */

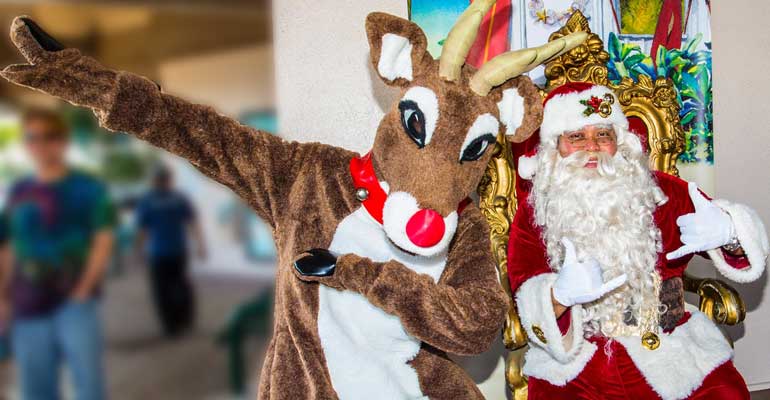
xmin=477 ymin=11 xmax=745 ymax=400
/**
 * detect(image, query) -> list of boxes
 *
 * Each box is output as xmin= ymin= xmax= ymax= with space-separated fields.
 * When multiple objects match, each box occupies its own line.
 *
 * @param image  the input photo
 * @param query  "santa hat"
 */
xmin=517 ymin=82 xmax=633 ymax=180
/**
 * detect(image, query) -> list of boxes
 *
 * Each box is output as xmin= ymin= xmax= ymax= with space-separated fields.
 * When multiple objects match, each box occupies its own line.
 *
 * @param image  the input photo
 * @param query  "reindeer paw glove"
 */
xmin=294 ymin=249 xmax=338 ymax=278
xmin=1 ymin=16 xmax=119 ymax=112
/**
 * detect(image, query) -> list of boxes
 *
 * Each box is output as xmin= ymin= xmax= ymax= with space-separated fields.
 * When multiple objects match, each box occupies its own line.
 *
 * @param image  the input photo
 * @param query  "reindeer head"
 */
xmin=363 ymin=1 xmax=586 ymax=257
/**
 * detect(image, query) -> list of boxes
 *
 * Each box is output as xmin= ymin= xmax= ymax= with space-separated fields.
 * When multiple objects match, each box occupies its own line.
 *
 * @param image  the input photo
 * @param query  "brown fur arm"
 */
xmin=1 ymin=16 xmax=312 ymax=227
xmin=305 ymin=206 xmax=509 ymax=355
xmin=97 ymin=73 xmax=308 ymax=227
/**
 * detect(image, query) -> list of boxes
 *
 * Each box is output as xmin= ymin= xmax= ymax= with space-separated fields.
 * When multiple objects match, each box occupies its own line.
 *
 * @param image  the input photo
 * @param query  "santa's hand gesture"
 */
xmin=551 ymin=238 xmax=627 ymax=307
xmin=666 ymin=182 xmax=735 ymax=260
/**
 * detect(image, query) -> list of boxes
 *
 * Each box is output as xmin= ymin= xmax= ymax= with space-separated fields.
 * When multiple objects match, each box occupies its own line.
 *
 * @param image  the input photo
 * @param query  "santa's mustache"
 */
xmin=558 ymin=150 xmax=618 ymax=177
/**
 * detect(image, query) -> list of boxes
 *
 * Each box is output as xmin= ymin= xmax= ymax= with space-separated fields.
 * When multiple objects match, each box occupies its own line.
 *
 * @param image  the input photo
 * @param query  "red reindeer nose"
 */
xmin=405 ymin=209 xmax=445 ymax=248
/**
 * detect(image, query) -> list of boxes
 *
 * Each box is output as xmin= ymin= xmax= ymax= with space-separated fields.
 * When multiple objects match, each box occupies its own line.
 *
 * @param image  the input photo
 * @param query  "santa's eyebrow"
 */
xmin=593 ymin=124 xmax=614 ymax=130
xmin=562 ymin=125 xmax=615 ymax=136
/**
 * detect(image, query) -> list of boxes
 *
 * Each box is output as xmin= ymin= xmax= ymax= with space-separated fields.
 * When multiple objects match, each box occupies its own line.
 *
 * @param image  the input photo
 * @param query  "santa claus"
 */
xmin=508 ymin=82 xmax=768 ymax=399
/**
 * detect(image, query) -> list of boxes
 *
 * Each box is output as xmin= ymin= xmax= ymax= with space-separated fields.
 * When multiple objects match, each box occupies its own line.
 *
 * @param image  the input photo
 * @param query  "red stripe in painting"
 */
xmin=466 ymin=0 xmax=512 ymax=68
xmin=651 ymin=0 xmax=683 ymax=63
xmin=608 ymin=0 xmax=622 ymax=33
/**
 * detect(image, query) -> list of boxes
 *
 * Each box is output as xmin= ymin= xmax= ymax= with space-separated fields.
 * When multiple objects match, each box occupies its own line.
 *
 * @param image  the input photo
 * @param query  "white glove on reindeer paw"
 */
xmin=666 ymin=182 xmax=735 ymax=260
xmin=552 ymin=238 xmax=627 ymax=307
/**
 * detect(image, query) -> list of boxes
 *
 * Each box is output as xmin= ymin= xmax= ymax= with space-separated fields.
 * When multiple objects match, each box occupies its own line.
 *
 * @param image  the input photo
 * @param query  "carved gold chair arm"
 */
xmin=479 ymin=135 xmax=528 ymax=349
xmin=478 ymin=134 xmax=530 ymax=399
xmin=503 ymin=303 xmax=529 ymax=350
xmin=683 ymin=273 xmax=746 ymax=326
xmin=506 ymin=346 xmax=530 ymax=400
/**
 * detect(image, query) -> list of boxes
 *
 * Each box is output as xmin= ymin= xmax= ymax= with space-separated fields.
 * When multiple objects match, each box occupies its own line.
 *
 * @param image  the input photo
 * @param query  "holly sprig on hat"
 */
xmin=579 ymin=93 xmax=614 ymax=117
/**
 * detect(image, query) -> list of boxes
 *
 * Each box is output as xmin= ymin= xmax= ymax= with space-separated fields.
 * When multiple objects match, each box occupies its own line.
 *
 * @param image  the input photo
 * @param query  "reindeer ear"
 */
xmin=366 ymin=12 xmax=431 ymax=87
xmin=488 ymin=76 xmax=544 ymax=143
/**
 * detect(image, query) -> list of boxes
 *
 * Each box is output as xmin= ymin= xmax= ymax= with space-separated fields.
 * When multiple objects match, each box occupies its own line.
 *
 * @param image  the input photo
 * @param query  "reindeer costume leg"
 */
xmin=2 ymin=3 xmax=585 ymax=398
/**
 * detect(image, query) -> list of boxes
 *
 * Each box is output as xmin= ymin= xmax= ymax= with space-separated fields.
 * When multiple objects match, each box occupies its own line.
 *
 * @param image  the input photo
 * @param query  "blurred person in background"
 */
xmin=0 ymin=107 xmax=116 ymax=400
xmin=135 ymin=166 xmax=206 ymax=338
xmin=0 ymin=244 xmax=10 ymax=394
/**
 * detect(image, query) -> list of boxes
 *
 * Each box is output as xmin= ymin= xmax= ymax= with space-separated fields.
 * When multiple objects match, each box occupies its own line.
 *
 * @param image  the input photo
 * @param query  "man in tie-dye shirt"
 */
xmin=0 ymin=108 xmax=116 ymax=400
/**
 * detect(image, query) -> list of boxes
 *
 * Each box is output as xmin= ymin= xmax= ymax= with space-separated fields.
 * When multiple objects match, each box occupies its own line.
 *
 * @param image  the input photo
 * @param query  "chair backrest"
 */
xmin=541 ymin=11 xmax=685 ymax=176
xmin=477 ymin=8 xmax=686 ymax=351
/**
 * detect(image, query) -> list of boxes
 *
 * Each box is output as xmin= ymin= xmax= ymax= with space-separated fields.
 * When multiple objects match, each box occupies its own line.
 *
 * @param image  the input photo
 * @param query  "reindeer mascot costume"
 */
xmin=0 ymin=1 xmax=584 ymax=398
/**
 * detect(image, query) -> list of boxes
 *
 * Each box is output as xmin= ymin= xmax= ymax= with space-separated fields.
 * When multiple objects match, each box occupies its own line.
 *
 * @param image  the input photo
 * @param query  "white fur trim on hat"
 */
xmin=540 ymin=85 xmax=628 ymax=143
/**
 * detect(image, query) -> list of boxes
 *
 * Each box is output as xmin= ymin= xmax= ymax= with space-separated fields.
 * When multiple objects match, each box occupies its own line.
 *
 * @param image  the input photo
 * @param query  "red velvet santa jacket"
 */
xmin=507 ymin=171 xmax=768 ymax=400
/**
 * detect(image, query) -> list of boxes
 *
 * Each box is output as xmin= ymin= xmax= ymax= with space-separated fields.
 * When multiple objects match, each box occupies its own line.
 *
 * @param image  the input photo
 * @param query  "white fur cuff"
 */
xmin=707 ymin=199 xmax=769 ymax=283
xmin=515 ymin=273 xmax=586 ymax=363
xmin=522 ymin=340 xmax=597 ymax=387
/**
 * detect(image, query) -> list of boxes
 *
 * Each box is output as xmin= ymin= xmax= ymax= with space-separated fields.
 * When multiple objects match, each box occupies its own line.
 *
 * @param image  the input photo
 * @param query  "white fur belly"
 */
xmin=318 ymin=207 xmax=447 ymax=400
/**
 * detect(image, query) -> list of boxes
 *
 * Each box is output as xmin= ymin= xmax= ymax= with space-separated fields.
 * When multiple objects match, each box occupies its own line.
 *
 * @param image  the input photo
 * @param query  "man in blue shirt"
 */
xmin=135 ymin=167 xmax=206 ymax=337
xmin=0 ymin=107 xmax=115 ymax=400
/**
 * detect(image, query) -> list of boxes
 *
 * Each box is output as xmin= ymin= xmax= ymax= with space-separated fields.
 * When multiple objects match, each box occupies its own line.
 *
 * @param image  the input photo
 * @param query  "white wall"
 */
xmin=273 ymin=0 xmax=770 ymax=393
xmin=272 ymin=0 xmax=405 ymax=152
xmin=712 ymin=0 xmax=770 ymax=391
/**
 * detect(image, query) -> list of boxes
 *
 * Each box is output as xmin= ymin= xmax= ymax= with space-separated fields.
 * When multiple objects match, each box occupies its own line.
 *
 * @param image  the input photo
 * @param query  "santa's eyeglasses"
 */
xmin=560 ymin=129 xmax=616 ymax=149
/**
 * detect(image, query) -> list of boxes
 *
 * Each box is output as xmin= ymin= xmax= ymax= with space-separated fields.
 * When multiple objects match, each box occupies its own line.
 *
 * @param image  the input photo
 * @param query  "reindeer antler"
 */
xmin=469 ymin=31 xmax=588 ymax=96
xmin=438 ymin=0 xmax=497 ymax=82
xmin=439 ymin=0 xmax=587 ymax=95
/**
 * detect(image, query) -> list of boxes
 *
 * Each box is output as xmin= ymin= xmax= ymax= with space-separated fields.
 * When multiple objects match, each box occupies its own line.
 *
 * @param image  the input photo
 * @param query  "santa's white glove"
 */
xmin=552 ymin=238 xmax=627 ymax=307
xmin=666 ymin=182 xmax=735 ymax=260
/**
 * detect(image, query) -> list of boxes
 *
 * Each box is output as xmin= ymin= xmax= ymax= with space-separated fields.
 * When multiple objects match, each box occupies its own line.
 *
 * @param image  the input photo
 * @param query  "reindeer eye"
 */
xmin=460 ymin=113 xmax=500 ymax=163
xmin=460 ymin=134 xmax=496 ymax=163
xmin=399 ymin=100 xmax=427 ymax=148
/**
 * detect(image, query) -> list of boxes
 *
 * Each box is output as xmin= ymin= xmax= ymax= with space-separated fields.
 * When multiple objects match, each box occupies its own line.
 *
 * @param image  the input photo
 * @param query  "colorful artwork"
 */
xmin=409 ymin=0 xmax=713 ymax=180
xmin=409 ymin=0 xmax=468 ymax=58
xmin=409 ymin=0 xmax=466 ymax=58
xmin=528 ymin=0 xmax=589 ymax=27
xmin=607 ymin=32 xmax=712 ymax=164
xmin=409 ymin=0 xmax=511 ymax=66
xmin=619 ymin=0 xmax=684 ymax=35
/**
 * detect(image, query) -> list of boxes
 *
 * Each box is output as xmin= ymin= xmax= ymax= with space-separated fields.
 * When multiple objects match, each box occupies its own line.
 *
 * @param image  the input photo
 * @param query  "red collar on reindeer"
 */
xmin=349 ymin=152 xmax=471 ymax=227
xmin=349 ymin=152 xmax=389 ymax=224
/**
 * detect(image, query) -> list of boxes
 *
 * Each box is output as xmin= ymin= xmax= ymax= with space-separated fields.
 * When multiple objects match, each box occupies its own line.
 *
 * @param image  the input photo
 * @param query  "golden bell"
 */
xmin=598 ymin=103 xmax=612 ymax=118
xmin=641 ymin=331 xmax=660 ymax=350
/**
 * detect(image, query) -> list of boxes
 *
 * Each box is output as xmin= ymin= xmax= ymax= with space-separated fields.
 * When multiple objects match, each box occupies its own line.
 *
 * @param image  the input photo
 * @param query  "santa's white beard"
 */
xmin=530 ymin=142 xmax=666 ymax=338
